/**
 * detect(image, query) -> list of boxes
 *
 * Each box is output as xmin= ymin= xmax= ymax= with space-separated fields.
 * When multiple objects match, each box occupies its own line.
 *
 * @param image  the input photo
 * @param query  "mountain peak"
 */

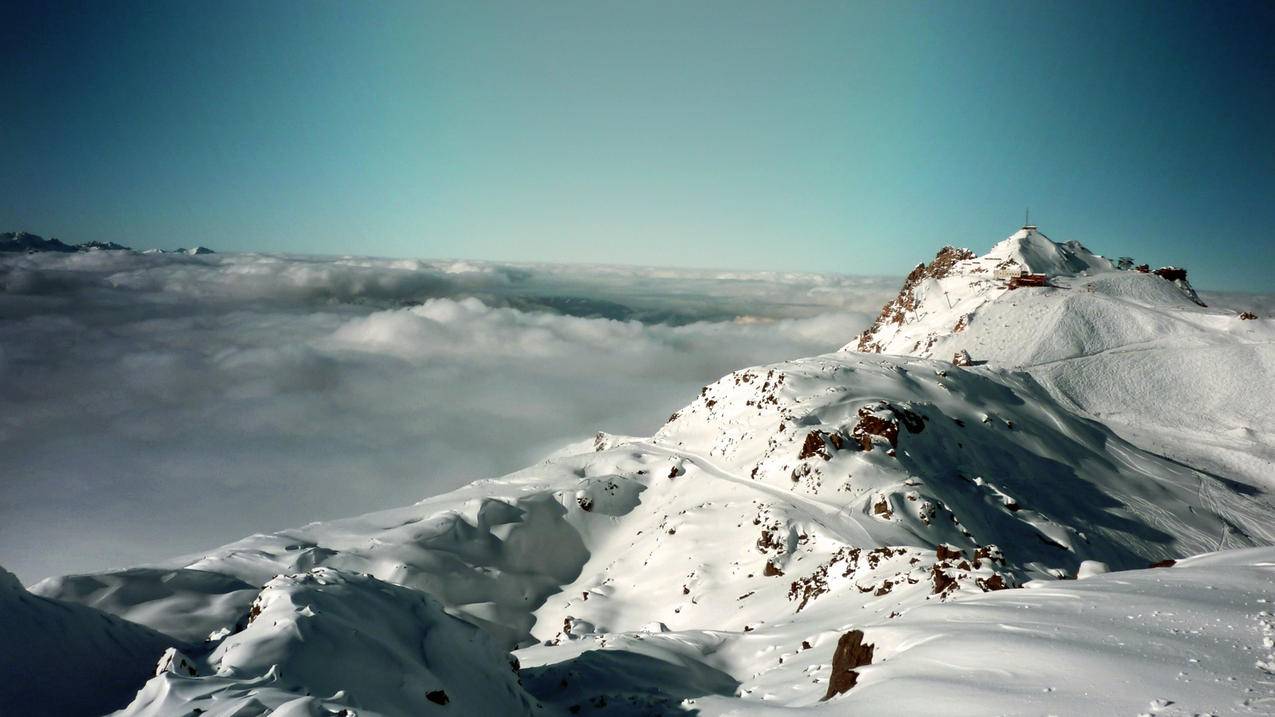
xmin=851 ymin=226 xmax=1209 ymax=361
xmin=984 ymin=226 xmax=1113 ymax=276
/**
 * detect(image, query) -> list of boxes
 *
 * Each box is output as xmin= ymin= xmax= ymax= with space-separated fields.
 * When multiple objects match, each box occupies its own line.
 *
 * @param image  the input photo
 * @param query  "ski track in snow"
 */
xmin=641 ymin=440 xmax=877 ymax=548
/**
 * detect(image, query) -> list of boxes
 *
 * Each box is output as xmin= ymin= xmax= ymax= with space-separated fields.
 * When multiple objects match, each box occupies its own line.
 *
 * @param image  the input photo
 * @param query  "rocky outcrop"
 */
xmin=822 ymin=630 xmax=875 ymax=699
xmin=851 ymin=401 xmax=925 ymax=451
xmin=857 ymin=246 xmax=974 ymax=352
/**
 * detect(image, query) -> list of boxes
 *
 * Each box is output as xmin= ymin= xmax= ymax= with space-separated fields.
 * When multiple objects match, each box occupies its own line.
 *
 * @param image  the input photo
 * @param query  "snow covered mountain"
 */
xmin=1 ymin=230 xmax=216 ymax=255
xmin=850 ymin=226 xmax=1274 ymax=490
xmin=6 ymin=227 xmax=1274 ymax=716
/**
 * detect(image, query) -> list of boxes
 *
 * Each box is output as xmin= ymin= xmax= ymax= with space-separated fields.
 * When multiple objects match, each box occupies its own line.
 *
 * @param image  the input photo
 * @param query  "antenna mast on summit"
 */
xmin=1025 ymin=207 xmax=1030 ymax=227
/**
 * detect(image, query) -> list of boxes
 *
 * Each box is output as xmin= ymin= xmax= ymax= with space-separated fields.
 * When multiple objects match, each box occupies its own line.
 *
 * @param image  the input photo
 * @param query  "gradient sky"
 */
xmin=2 ymin=1 xmax=1272 ymax=290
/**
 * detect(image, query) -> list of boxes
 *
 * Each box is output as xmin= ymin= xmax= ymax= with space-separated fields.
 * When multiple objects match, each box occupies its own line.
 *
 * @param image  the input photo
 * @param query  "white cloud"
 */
xmin=0 ymin=250 xmax=899 ymax=583
xmin=1198 ymin=290 xmax=1275 ymax=317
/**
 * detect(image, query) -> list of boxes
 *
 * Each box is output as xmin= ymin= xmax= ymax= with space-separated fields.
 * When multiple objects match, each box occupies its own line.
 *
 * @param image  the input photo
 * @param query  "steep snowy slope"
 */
xmin=850 ymin=226 xmax=1275 ymax=489
xmin=0 ymin=565 xmax=181 ymax=716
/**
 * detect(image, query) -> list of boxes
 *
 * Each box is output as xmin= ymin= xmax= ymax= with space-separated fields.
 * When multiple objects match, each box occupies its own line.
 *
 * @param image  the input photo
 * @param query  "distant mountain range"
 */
xmin=1 ymin=231 xmax=213 ymax=255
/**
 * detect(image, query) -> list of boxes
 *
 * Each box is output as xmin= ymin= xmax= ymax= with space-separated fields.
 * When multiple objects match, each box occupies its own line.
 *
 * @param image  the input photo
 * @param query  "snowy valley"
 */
xmin=3 ymin=228 xmax=1273 ymax=716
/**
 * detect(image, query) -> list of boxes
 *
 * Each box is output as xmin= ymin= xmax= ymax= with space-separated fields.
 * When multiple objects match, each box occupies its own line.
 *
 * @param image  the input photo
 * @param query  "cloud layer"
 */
xmin=0 ymin=250 xmax=899 ymax=582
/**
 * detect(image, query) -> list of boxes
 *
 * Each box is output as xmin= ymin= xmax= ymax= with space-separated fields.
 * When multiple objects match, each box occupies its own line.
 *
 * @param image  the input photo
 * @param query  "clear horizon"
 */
xmin=3 ymin=1 xmax=1272 ymax=292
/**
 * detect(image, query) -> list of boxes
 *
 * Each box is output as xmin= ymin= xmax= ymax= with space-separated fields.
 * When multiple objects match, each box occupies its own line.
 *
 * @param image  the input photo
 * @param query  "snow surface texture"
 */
xmin=849 ymin=227 xmax=1275 ymax=490
xmin=0 ymin=565 xmax=182 ymax=716
xmin=118 ymin=569 xmax=538 ymax=717
xmin=0 ymin=248 xmax=898 ymax=581
xmin=7 ymin=228 xmax=1275 ymax=716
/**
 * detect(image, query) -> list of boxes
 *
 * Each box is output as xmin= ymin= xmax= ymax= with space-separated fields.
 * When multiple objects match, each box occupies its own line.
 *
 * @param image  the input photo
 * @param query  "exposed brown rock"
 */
xmin=763 ymin=561 xmax=785 ymax=577
xmin=930 ymin=564 xmax=957 ymax=595
xmin=799 ymin=430 xmax=852 ymax=460
xmin=864 ymin=546 xmax=903 ymax=568
xmin=1240 ymin=311 xmax=1258 ymax=320
xmin=976 ymin=575 xmax=1008 ymax=591
xmin=973 ymin=545 xmax=1005 ymax=564
xmin=576 ymin=497 xmax=593 ymax=512
xmin=799 ymin=431 xmax=831 ymax=460
xmin=851 ymin=401 xmax=925 ymax=451
xmin=788 ymin=546 xmax=861 ymax=611
xmin=1149 ymin=559 xmax=1177 ymax=569
xmin=822 ymin=629 xmax=875 ymax=700
xmin=856 ymin=246 xmax=974 ymax=352
xmin=426 ymin=690 xmax=450 ymax=705
xmin=790 ymin=463 xmax=812 ymax=483
xmin=756 ymin=524 xmax=784 ymax=553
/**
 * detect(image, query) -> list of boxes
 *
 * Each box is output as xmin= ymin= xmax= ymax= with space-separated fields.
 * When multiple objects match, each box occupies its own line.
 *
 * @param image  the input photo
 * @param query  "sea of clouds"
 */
xmin=0 ymin=249 xmax=900 ymax=582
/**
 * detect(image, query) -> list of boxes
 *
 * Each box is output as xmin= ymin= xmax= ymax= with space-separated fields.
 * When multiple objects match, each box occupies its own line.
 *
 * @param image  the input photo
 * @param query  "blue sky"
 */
xmin=2 ymin=1 xmax=1271 ymax=290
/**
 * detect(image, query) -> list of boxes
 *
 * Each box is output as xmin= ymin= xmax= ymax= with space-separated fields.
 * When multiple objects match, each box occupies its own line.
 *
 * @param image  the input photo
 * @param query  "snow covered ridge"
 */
xmin=851 ymin=226 xmax=1209 ymax=357
xmin=0 ymin=230 xmax=214 ymax=255
xmin=0 ymin=565 xmax=183 ymax=716
xmin=846 ymin=225 xmax=1274 ymax=490
xmin=118 ymin=569 xmax=537 ymax=716
xmin=17 ymin=349 xmax=1275 ymax=714
xmin=4 ymin=226 xmax=1274 ymax=715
